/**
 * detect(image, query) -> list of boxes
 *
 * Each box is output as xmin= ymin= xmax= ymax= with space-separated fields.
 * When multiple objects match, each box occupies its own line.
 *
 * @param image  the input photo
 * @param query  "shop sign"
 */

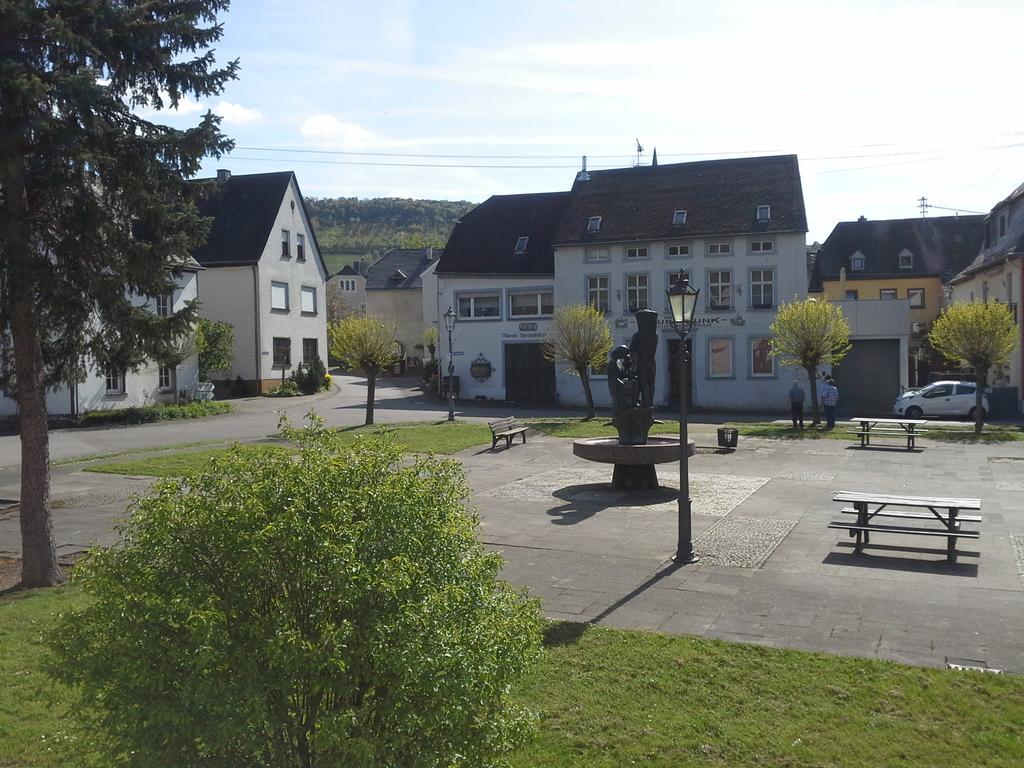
xmin=470 ymin=354 xmax=494 ymax=382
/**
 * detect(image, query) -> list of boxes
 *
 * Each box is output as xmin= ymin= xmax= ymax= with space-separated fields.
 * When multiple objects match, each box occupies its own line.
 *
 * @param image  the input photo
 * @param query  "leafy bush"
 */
xmin=49 ymin=419 xmax=542 ymax=767
xmin=422 ymin=358 xmax=439 ymax=385
xmin=265 ymin=379 xmax=301 ymax=397
xmin=293 ymin=357 xmax=329 ymax=395
xmin=76 ymin=401 xmax=231 ymax=426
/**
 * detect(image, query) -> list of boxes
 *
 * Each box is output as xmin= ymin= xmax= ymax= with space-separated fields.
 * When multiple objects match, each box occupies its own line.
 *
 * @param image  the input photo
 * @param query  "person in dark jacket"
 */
xmin=788 ymin=380 xmax=806 ymax=429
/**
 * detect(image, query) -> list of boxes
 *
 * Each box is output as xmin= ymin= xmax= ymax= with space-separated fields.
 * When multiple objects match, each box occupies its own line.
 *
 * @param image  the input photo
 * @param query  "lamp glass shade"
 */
xmin=667 ymin=272 xmax=699 ymax=327
xmin=443 ymin=306 xmax=457 ymax=333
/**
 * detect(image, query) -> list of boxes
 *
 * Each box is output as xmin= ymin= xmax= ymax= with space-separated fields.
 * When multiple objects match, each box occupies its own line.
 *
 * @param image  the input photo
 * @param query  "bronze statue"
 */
xmin=629 ymin=309 xmax=659 ymax=408
xmin=606 ymin=311 xmax=659 ymax=446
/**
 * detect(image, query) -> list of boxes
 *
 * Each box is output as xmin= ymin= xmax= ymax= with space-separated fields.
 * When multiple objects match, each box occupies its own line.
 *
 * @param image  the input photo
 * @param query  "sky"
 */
xmin=155 ymin=0 xmax=1024 ymax=242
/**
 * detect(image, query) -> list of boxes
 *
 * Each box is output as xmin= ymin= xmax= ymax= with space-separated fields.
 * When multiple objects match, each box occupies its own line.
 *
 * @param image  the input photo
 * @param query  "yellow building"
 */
xmin=811 ymin=215 xmax=985 ymax=392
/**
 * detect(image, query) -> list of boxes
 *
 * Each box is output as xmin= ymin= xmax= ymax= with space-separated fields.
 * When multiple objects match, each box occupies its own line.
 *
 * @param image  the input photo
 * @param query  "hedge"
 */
xmin=76 ymin=401 xmax=232 ymax=427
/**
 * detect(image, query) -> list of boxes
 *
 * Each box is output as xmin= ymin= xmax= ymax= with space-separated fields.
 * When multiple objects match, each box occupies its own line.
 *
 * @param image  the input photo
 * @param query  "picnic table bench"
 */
xmin=827 ymin=490 xmax=981 ymax=564
xmin=488 ymin=418 xmax=528 ymax=450
xmin=847 ymin=417 xmax=928 ymax=450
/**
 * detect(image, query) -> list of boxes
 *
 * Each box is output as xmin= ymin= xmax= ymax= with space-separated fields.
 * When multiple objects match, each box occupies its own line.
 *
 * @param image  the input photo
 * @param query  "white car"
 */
xmin=892 ymin=380 xmax=990 ymax=420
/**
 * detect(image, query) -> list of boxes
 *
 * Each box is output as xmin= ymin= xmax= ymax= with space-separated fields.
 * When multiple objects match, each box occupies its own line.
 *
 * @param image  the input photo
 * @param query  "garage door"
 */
xmin=830 ymin=339 xmax=900 ymax=416
xmin=504 ymin=343 xmax=556 ymax=403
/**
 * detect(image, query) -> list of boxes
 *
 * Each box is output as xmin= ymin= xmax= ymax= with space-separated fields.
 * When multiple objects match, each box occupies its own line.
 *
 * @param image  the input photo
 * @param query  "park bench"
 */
xmin=488 ymin=418 xmax=528 ymax=450
xmin=827 ymin=491 xmax=981 ymax=564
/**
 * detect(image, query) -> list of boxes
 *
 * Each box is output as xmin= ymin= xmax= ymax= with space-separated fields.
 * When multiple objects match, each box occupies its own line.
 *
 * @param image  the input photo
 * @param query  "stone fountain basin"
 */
xmin=572 ymin=436 xmax=696 ymax=465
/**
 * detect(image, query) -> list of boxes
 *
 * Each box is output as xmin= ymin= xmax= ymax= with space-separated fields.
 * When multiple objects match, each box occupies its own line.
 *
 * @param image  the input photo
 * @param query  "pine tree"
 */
xmin=0 ymin=1 xmax=237 ymax=587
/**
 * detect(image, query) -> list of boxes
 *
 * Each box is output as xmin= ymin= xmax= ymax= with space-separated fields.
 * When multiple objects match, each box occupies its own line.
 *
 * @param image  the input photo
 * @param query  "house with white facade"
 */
xmin=326 ymin=264 xmax=366 ymax=317
xmin=364 ymin=248 xmax=441 ymax=370
xmin=189 ymin=170 xmax=329 ymax=395
xmin=0 ymin=258 xmax=202 ymax=418
xmin=948 ymin=181 xmax=1024 ymax=415
xmin=554 ymin=155 xmax=809 ymax=411
xmin=431 ymin=192 xmax=571 ymax=402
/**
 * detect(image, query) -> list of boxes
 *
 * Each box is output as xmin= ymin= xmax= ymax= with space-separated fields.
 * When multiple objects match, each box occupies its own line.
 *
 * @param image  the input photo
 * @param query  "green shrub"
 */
xmin=265 ymin=379 xmax=300 ymax=397
xmin=49 ymin=418 xmax=542 ymax=767
xmin=76 ymin=401 xmax=231 ymax=426
xmin=293 ymin=357 xmax=329 ymax=395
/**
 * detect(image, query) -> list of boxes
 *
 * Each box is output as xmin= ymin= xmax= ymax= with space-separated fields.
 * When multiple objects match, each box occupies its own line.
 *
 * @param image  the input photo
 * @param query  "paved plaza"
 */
xmin=2 ymin=418 xmax=1023 ymax=673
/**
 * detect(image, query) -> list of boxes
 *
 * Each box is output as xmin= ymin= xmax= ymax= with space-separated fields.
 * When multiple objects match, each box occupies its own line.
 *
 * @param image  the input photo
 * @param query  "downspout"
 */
xmin=253 ymin=264 xmax=262 ymax=395
xmin=1019 ymin=258 xmax=1023 ymax=414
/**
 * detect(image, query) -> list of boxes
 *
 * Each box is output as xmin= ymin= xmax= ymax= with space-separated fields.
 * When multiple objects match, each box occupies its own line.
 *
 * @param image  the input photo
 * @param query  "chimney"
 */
xmin=216 ymin=169 xmax=232 ymax=184
xmin=576 ymin=156 xmax=590 ymax=183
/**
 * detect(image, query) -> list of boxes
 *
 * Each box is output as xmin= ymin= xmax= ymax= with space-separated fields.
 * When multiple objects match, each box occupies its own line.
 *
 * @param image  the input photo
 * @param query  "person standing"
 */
xmin=822 ymin=377 xmax=839 ymax=429
xmin=788 ymin=379 xmax=806 ymax=429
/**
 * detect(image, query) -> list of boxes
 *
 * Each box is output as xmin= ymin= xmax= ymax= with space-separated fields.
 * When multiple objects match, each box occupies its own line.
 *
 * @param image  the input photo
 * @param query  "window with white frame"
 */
xmin=509 ymin=290 xmax=554 ymax=317
xmin=672 ymin=210 xmax=688 ymax=225
xmin=750 ymin=269 xmax=774 ymax=308
xmin=850 ymin=252 xmax=865 ymax=271
xmin=301 ymin=286 xmax=317 ymax=315
xmin=104 ymin=365 xmax=125 ymax=395
xmin=296 ymin=233 xmax=305 ymax=261
xmin=457 ymin=293 xmax=500 ymax=319
xmin=898 ymin=251 xmax=913 ymax=269
xmin=271 ymin=281 xmax=289 ymax=311
xmin=707 ymin=241 xmax=731 ymax=256
xmin=908 ymin=288 xmax=925 ymax=308
xmin=750 ymin=240 xmax=774 ymax=254
xmin=709 ymin=338 xmax=733 ymax=378
xmin=709 ymin=270 xmax=732 ymax=310
xmin=625 ymin=246 xmax=648 ymax=260
xmin=750 ymin=337 xmax=774 ymax=377
xmin=585 ymin=247 xmax=610 ymax=262
xmin=880 ymin=288 xmax=897 ymax=300
xmin=756 ymin=205 xmax=771 ymax=222
xmin=155 ymin=294 xmax=171 ymax=317
xmin=158 ymin=365 xmax=173 ymax=391
xmin=587 ymin=276 xmax=609 ymax=314
xmin=281 ymin=229 xmax=290 ymax=258
xmin=667 ymin=244 xmax=690 ymax=257
xmin=625 ymin=274 xmax=649 ymax=312
xmin=586 ymin=216 xmax=602 ymax=233
xmin=514 ymin=236 xmax=529 ymax=254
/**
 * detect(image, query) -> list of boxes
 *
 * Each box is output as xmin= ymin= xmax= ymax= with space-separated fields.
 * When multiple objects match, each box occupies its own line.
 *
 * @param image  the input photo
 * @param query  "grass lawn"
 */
xmin=1 ymin=587 xmax=1021 ymax=767
xmin=83 ymin=421 xmax=493 ymax=477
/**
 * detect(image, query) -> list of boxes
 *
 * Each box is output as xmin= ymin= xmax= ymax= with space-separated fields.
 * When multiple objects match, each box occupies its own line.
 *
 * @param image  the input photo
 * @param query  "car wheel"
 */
xmin=905 ymin=406 xmax=923 ymax=419
xmin=968 ymin=406 xmax=986 ymax=420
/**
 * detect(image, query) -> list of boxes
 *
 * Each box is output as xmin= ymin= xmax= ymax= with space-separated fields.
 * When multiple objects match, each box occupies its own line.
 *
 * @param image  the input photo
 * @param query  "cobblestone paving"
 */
xmin=994 ymin=480 xmax=1024 ymax=492
xmin=693 ymin=515 xmax=797 ymax=568
xmin=481 ymin=468 xmax=769 ymax=517
xmin=774 ymin=470 xmax=836 ymax=482
xmin=1012 ymin=534 xmax=1024 ymax=587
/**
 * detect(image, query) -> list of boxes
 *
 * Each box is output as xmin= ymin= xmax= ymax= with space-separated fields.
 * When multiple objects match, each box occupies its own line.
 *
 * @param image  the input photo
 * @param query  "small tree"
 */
xmin=329 ymin=317 xmax=402 ymax=425
xmin=156 ymin=329 xmax=197 ymax=402
xmin=543 ymin=305 xmax=613 ymax=419
xmin=422 ymin=326 xmax=439 ymax=361
xmin=50 ymin=419 xmax=542 ymax=767
xmin=326 ymin=283 xmax=359 ymax=323
xmin=195 ymin=319 xmax=235 ymax=380
xmin=929 ymin=301 xmax=1017 ymax=434
xmin=770 ymin=298 xmax=852 ymax=424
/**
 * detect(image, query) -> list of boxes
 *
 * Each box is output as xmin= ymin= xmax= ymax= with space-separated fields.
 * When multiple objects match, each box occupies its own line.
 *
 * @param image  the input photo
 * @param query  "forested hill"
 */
xmin=305 ymin=197 xmax=476 ymax=273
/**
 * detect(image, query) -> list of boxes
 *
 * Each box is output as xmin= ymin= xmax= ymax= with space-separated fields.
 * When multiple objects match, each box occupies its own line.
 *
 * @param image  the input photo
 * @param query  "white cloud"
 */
xmin=299 ymin=114 xmax=380 ymax=146
xmin=213 ymin=100 xmax=263 ymax=124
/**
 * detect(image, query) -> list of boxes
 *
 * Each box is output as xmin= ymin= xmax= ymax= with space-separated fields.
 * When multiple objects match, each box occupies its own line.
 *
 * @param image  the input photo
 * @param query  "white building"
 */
xmin=948 ymin=182 xmax=1024 ymax=415
xmin=326 ymin=264 xmax=366 ymax=317
xmin=0 ymin=259 xmax=202 ymax=418
xmin=364 ymin=248 xmax=441 ymax=370
xmin=190 ymin=170 xmax=329 ymax=394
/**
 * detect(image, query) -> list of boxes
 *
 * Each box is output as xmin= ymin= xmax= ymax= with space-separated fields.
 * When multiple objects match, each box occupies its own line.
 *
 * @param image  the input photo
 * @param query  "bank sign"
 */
xmin=613 ymin=313 xmax=746 ymax=331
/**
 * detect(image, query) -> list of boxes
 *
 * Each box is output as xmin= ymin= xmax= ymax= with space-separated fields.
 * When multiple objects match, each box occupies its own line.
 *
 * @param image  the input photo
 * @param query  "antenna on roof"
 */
xmin=635 ymin=139 xmax=644 ymax=167
xmin=576 ymin=155 xmax=590 ymax=182
xmin=918 ymin=196 xmax=928 ymax=218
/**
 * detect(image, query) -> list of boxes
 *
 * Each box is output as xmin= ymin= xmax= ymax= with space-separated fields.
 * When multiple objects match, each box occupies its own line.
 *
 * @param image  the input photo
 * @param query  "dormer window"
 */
xmin=586 ymin=216 xmax=602 ymax=233
xmin=999 ymin=213 xmax=1007 ymax=238
xmin=898 ymin=250 xmax=913 ymax=270
xmin=850 ymin=252 xmax=865 ymax=272
xmin=514 ymin=236 xmax=529 ymax=254
xmin=756 ymin=205 xmax=771 ymax=222
xmin=672 ymin=210 xmax=687 ymax=225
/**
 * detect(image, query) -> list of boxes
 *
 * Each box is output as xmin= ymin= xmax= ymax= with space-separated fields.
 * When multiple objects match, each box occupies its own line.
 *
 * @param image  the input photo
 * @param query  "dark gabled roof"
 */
xmin=810 ymin=215 xmax=986 ymax=291
xmin=950 ymin=183 xmax=1024 ymax=284
xmin=553 ymin=154 xmax=807 ymax=245
xmin=364 ymin=248 xmax=441 ymax=290
xmin=189 ymin=172 xmax=295 ymax=266
xmin=334 ymin=264 xmax=360 ymax=277
xmin=437 ymin=191 xmax=572 ymax=276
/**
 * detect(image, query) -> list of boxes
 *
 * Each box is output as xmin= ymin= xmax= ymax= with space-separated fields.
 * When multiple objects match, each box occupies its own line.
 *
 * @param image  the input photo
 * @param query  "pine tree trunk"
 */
xmin=975 ymin=367 xmax=986 ymax=435
xmin=365 ymin=368 xmax=376 ymax=425
xmin=578 ymin=366 xmax=596 ymax=419
xmin=4 ymin=152 xmax=62 ymax=587
xmin=806 ymin=366 xmax=820 ymax=426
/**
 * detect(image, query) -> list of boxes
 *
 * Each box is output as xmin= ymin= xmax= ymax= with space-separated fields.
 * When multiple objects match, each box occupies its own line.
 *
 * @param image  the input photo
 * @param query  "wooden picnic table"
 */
xmin=828 ymin=490 xmax=982 ymax=564
xmin=848 ymin=416 xmax=929 ymax=450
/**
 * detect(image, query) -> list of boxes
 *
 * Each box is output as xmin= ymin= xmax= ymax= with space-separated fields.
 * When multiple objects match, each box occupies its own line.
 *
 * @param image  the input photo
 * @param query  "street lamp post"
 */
xmin=667 ymin=271 xmax=700 ymax=564
xmin=443 ymin=306 xmax=457 ymax=422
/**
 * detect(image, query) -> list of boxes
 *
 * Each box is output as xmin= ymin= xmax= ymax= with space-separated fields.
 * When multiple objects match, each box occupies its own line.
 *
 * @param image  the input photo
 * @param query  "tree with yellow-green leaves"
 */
xmin=769 ymin=299 xmax=852 ymax=425
xmin=929 ymin=301 xmax=1018 ymax=434
xmin=543 ymin=305 xmax=613 ymax=419
xmin=329 ymin=317 xmax=402 ymax=425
